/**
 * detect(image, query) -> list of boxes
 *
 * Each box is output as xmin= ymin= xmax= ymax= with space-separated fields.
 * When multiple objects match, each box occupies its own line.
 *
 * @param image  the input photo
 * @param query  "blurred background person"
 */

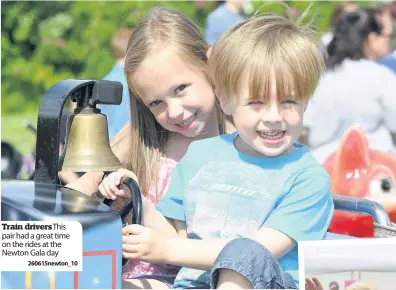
xmin=303 ymin=8 xmax=396 ymax=163
xmin=97 ymin=28 xmax=132 ymax=141
xmin=376 ymin=7 xmax=396 ymax=73
xmin=321 ymin=1 xmax=360 ymax=47
xmin=205 ymin=0 xmax=247 ymax=45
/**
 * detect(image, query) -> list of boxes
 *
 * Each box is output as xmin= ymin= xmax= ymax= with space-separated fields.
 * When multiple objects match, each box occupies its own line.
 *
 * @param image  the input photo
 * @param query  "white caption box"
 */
xmin=0 ymin=221 xmax=82 ymax=271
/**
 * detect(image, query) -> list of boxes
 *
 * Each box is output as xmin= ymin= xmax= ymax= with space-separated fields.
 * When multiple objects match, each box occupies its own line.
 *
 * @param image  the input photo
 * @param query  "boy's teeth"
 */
xmin=258 ymin=131 xmax=284 ymax=139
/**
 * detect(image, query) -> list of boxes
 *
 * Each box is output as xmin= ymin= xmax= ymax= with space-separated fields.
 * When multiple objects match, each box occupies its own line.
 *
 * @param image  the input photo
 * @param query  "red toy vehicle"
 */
xmin=324 ymin=124 xmax=396 ymax=238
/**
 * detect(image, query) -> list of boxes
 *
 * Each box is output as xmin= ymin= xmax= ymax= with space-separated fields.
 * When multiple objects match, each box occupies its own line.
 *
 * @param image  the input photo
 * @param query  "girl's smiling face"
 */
xmin=132 ymin=47 xmax=217 ymax=138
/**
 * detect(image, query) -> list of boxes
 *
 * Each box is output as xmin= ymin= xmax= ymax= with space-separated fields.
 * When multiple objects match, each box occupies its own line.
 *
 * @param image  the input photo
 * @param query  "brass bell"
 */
xmin=61 ymin=109 xmax=122 ymax=172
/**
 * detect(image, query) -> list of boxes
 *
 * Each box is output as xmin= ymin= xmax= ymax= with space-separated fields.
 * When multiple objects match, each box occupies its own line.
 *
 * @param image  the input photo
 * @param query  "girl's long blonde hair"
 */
xmin=119 ymin=7 xmax=226 ymax=201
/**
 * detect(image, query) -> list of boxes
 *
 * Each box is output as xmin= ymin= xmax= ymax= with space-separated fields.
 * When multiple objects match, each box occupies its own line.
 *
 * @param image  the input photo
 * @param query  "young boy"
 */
xmin=122 ymin=13 xmax=334 ymax=289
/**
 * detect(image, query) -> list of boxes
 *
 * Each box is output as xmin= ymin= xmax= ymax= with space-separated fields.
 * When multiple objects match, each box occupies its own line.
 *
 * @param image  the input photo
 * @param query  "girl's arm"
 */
xmin=142 ymin=202 xmax=179 ymax=237
xmin=63 ymin=123 xmax=179 ymax=238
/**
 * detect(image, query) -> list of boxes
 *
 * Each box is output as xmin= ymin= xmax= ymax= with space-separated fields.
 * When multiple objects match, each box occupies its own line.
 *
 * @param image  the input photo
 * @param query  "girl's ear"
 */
xmin=207 ymin=47 xmax=213 ymax=59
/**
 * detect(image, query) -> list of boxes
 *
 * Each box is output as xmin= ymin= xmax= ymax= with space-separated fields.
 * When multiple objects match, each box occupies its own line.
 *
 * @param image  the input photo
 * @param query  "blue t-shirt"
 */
xmin=156 ymin=133 xmax=334 ymax=288
xmin=97 ymin=63 xmax=130 ymax=141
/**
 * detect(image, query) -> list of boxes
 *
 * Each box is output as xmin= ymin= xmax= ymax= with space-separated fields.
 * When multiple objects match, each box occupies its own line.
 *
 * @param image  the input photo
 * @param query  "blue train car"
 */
xmin=1 ymin=181 xmax=123 ymax=289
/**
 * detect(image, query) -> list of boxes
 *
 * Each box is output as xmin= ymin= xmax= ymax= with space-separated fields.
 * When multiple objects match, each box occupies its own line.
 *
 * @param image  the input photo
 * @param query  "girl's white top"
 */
xmin=304 ymin=59 xmax=396 ymax=163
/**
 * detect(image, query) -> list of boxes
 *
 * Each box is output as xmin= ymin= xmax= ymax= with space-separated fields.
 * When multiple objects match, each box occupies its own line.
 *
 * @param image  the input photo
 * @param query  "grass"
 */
xmin=1 ymin=113 xmax=38 ymax=156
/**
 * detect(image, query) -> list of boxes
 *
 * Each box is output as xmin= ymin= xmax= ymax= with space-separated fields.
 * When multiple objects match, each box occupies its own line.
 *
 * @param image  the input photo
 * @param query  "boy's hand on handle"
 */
xmin=122 ymin=224 xmax=170 ymax=264
xmin=98 ymin=168 xmax=138 ymax=200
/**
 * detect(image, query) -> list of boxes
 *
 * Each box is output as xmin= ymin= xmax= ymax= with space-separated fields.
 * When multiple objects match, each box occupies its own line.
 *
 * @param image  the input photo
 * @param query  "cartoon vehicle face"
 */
xmin=323 ymin=124 xmax=396 ymax=238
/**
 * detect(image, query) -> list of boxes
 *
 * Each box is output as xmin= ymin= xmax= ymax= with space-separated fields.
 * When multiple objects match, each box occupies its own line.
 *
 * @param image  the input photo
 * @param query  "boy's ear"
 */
xmin=216 ymin=92 xmax=232 ymax=115
xmin=206 ymin=47 xmax=213 ymax=59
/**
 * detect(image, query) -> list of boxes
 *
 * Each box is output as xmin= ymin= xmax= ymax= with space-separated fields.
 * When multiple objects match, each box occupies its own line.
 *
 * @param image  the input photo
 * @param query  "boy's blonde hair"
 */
xmin=118 ymin=7 xmax=227 ymax=200
xmin=208 ymin=13 xmax=325 ymax=104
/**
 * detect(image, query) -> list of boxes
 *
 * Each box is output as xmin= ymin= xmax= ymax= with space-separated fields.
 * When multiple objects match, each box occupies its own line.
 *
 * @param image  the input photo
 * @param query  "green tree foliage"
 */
xmin=1 ymin=1 xmax=375 ymax=115
xmin=1 ymin=1 xmax=213 ymax=114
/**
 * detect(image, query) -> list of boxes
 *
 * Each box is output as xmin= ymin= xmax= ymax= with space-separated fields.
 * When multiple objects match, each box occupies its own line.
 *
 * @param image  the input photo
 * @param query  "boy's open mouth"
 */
xmin=257 ymin=131 xmax=285 ymax=140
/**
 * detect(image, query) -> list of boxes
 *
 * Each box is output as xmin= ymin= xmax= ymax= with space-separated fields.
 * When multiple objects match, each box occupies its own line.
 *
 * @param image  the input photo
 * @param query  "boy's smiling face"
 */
xmin=220 ymin=73 xmax=307 ymax=157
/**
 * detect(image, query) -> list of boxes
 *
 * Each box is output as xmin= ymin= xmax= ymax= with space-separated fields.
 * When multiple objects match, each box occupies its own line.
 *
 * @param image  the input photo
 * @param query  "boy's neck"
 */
xmin=233 ymin=134 xmax=296 ymax=158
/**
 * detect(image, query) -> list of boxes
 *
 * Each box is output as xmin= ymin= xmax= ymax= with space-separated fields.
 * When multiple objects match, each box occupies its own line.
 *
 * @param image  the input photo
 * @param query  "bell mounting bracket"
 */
xmin=34 ymin=80 xmax=122 ymax=185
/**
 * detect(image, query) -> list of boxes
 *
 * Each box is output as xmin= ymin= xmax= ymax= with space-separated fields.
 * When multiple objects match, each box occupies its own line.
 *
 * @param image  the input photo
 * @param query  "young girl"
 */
xmin=66 ymin=7 xmax=230 ymax=289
